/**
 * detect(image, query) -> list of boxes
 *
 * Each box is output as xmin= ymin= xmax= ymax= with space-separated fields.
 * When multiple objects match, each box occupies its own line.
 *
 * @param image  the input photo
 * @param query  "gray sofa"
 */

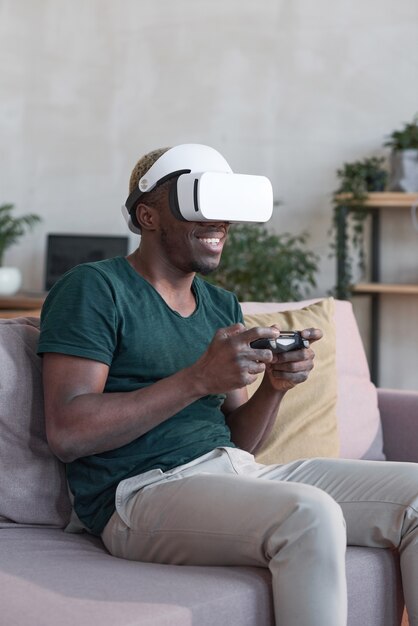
xmin=1 ymin=299 xmax=416 ymax=626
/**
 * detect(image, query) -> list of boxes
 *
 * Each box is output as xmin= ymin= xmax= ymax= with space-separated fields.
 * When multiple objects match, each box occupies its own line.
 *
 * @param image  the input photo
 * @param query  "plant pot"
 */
xmin=0 ymin=267 xmax=22 ymax=296
xmin=388 ymin=149 xmax=418 ymax=192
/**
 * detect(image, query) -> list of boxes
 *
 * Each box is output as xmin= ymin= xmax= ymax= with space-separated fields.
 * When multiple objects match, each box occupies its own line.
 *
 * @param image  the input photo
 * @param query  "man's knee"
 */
xmin=288 ymin=485 xmax=346 ymax=545
xmin=264 ymin=485 xmax=346 ymax=568
xmin=306 ymin=487 xmax=347 ymax=555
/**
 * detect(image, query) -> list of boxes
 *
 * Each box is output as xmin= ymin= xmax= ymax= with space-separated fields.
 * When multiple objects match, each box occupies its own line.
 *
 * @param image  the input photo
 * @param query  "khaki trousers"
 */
xmin=102 ymin=447 xmax=418 ymax=626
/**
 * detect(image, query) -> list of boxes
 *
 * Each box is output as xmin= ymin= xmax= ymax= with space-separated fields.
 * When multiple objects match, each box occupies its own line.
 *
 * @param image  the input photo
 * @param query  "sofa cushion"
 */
xmin=0 ymin=317 xmax=71 ymax=527
xmin=241 ymin=299 xmax=384 ymax=461
xmin=243 ymin=298 xmax=339 ymax=464
xmin=0 ymin=527 xmax=274 ymax=626
xmin=0 ymin=527 xmax=404 ymax=626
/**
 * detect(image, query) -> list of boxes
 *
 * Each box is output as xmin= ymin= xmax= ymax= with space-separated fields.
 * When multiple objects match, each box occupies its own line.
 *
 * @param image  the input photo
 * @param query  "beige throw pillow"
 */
xmin=243 ymin=298 xmax=339 ymax=465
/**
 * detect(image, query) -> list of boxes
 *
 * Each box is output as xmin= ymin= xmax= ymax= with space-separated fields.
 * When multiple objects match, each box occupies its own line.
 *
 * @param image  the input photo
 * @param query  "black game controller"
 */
xmin=250 ymin=331 xmax=309 ymax=353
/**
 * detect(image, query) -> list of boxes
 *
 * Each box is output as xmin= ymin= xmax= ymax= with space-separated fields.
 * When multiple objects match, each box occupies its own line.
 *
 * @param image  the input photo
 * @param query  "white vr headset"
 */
xmin=122 ymin=144 xmax=273 ymax=234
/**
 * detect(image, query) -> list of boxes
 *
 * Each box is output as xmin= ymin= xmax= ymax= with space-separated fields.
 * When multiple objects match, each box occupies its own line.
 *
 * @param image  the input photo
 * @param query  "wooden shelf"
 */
xmin=352 ymin=283 xmax=418 ymax=295
xmin=0 ymin=294 xmax=45 ymax=319
xmin=335 ymin=192 xmax=418 ymax=208
xmin=0 ymin=294 xmax=45 ymax=310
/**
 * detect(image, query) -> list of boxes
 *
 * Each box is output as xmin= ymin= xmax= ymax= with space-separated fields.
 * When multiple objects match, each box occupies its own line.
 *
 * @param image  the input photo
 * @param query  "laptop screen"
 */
xmin=44 ymin=233 xmax=129 ymax=290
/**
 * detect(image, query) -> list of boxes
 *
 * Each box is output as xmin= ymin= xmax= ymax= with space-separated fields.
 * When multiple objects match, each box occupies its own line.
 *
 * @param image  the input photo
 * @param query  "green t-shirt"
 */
xmin=38 ymin=257 xmax=243 ymax=535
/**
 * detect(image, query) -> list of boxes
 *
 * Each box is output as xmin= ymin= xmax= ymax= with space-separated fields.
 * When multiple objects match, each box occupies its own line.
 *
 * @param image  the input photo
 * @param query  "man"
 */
xmin=39 ymin=144 xmax=418 ymax=626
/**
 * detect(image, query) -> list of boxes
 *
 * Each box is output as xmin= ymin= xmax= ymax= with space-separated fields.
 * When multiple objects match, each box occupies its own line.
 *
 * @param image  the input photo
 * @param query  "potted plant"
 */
xmin=385 ymin=114 xmax=418 ymax=191
xmin=329 ymin=156 xmax=388 ymax=298
xmin=0 ymin=203 xmax=41 ymax=296
xmin=202 ymin=222 xmax=319 ymax=302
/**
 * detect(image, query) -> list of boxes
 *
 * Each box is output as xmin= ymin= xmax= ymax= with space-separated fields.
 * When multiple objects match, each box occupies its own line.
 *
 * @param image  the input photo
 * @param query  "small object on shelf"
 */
xmin=330 ymin=158 xmax=388 ymax=298
xmin=0 ymin=203 xmax=41 ymax=295
xmin=0 ymin=267 xmax=22 ymax=296
xmin=385 ymin=114 xmax=418 ymax=192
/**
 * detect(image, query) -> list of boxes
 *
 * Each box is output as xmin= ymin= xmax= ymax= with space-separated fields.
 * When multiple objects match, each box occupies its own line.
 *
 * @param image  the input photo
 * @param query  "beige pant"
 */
xmin=102 ymin=447 xmax=418 ymax=626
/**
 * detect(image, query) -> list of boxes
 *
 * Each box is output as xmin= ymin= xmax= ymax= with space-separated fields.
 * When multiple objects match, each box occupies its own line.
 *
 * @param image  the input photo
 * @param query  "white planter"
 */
xmin=0 ymin=267 xmax=22 ymax=296
xmin=389 ymin=149 xmax=418 ymax=192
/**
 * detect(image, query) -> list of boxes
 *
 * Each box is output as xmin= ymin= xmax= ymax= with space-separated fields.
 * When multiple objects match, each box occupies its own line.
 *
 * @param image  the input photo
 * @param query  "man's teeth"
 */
xmin=200 ymin=238 xmax=220 ymax=245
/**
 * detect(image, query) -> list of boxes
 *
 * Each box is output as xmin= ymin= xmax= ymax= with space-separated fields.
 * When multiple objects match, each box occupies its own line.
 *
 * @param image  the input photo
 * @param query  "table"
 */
xmin=0 ymin=294 xmax=46 ymax=319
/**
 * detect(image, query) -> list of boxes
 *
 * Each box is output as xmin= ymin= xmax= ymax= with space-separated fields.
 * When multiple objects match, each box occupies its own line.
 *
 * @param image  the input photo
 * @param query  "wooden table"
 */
xmin=0 ymin=294 xmax=46 ymax=319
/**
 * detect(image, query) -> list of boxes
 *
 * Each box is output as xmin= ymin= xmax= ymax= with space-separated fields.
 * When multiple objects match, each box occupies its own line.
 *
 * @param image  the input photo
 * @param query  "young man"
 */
xmin=39 ymin=145 xmax=418 ymax=626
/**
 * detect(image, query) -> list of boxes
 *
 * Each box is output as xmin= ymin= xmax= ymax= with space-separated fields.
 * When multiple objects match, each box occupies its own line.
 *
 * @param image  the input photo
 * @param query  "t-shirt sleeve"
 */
xmin=37 ymin=265 xmax=117 ymax=366
xmin=235 ymin=297 xmax=244 ymax=325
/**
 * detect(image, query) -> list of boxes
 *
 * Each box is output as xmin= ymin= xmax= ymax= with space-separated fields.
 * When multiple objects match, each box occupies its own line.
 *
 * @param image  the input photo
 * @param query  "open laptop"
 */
xmin=44 ymin=233 xmax=129 ymax=291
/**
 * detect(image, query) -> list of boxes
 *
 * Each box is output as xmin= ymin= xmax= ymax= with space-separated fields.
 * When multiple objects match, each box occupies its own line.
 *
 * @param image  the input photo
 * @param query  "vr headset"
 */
xmin=122 ymin=144 xmax=273 ymax=234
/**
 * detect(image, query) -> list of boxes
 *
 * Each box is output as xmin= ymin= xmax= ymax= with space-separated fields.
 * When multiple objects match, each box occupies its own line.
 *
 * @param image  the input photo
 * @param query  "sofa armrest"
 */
xmin=378 ymin=388 xmax=418 ymax=462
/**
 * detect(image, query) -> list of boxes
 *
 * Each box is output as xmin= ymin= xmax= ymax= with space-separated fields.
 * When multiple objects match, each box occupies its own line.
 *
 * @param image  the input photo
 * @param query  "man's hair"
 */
xmin=128 ymin=147 xmax=171 ymax=232
xmin=129 ymin=147 xmax=171 ymax=194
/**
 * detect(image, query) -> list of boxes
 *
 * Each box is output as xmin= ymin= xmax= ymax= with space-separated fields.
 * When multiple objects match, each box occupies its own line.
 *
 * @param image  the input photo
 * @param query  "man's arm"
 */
xmin=42 ymin=324 xmax=281 ymax=463
xmin=42 ymin=353 xmax=213 ymax=462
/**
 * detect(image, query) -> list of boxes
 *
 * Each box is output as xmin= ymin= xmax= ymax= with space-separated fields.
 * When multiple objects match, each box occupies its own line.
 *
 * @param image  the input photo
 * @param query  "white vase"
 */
xmin=0 ymin=267 xmax=22 ymax=296
xmin=389 ymin=149 xmax=418 ymax=192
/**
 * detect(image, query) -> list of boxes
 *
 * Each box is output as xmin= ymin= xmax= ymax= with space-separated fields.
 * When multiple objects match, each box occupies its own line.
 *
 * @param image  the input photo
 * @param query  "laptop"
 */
xmin=44 ymin=233 xmax=129 ymax=291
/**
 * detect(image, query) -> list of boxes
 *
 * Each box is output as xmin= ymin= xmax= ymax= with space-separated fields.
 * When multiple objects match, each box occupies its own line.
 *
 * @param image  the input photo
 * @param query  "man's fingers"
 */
xmin=216 ymin=323 xmax=246 ymax=339
xmin=243 ymin=325 xmax=281 ymax=345
xmin=301 ymin=328 xmax=323 ymax=343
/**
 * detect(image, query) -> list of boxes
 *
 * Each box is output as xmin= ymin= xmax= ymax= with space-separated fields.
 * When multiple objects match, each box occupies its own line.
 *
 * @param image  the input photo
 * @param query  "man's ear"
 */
xmin=135 ymin=202 xmax=159 ymax=231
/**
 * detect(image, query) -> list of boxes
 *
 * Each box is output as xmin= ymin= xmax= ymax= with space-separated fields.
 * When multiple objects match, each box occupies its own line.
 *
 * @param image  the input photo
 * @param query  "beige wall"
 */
xmin=1 ymin=0 xmax=418 ymax=389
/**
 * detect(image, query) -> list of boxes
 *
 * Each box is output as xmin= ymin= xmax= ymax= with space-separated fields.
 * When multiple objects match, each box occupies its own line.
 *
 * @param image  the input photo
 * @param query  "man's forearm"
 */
xmin=226 ymin=376 xmax=286 ymax=454
xmin=46 ymin=365 xmax=207 ymax=463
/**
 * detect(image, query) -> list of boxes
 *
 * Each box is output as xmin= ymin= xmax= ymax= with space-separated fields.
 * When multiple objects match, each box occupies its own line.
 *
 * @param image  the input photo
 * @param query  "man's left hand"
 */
xmin=264 ymin=327 xmax=322 ymax=392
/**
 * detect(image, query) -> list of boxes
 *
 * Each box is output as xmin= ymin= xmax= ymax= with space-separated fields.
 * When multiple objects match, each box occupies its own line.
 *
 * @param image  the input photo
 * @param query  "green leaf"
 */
xmin=329 ymin=156 xmax=388 ymax=296
xmin=384 ymin=114 xmax=418 ymax=150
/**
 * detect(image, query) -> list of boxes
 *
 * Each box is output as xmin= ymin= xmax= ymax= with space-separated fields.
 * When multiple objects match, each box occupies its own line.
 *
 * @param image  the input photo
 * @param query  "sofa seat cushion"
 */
xmin=0 ymin=528 xmax=274 ymax=626
xmin=345 ymin=546 xmax=404 ymax=626
xmin=0 ymin=528 xmax=404 ymax=626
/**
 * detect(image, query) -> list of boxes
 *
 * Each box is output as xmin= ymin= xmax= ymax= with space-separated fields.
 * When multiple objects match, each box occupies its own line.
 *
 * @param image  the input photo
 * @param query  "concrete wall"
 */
xmin=1 ymin=0 xmax=418 ymax=389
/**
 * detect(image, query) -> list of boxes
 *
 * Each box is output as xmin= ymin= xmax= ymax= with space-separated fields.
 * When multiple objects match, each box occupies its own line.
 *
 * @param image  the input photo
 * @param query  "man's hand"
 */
xmin=262 ymin=327 xmax=323 ymax=392
xmin=192 ymin=323 xmax=281 ymax=395
xmin=220 ymin=326 xmax=321 ymax=453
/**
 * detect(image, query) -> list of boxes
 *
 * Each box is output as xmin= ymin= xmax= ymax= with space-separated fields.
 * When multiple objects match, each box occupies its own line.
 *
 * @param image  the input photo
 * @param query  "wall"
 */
xmin=1 ymin=0 xmax=418 ymax=389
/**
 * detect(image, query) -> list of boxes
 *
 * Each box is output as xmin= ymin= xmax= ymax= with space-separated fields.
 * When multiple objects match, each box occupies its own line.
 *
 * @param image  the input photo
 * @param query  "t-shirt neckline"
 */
xmin=121 ymin=256 xmax=201 ymax=320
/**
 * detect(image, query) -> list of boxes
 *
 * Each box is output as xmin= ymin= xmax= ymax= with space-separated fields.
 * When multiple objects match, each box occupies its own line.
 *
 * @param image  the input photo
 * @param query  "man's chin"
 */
xmin=198 ymin=267 xmax=216 ymax=276
xmin=192 ymin=260 xmax=220 ymax=276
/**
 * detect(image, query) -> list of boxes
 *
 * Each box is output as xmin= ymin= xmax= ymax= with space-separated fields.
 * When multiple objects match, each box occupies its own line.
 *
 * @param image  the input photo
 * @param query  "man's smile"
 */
xmin=195 ymin=231 xmax=227 ymax=253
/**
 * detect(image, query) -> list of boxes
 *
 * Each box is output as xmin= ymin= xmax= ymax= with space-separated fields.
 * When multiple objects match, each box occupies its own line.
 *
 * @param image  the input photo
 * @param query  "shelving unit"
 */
xmin=335 ymin=192 xmax=418 ymax=385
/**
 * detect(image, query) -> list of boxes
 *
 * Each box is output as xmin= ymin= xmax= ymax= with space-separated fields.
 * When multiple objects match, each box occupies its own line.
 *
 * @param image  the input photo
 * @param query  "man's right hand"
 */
xmin=191 ymin=323 xmax=282 ymax=395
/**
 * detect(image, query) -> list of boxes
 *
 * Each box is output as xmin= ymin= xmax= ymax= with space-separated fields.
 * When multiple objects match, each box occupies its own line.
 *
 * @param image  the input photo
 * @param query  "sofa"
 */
xmin=1 ymin=297 xmax=416 ymax=626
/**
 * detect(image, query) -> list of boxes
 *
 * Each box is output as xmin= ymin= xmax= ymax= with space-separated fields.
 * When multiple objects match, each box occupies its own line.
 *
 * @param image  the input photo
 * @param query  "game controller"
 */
xmin=250 ymin=331 xmax=309 ymax=353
